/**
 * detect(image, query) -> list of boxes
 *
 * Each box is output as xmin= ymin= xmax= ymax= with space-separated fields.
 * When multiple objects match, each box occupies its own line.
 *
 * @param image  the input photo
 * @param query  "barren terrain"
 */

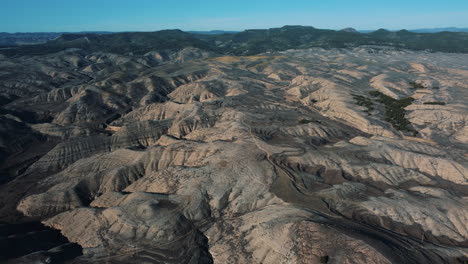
xmin=0 ymin=45 xmax=467 ymax=263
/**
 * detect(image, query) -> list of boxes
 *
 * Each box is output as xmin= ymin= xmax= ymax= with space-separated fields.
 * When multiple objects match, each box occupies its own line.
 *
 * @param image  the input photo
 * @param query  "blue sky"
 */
xmin=1 ymin=0 xmax=468 ymax=32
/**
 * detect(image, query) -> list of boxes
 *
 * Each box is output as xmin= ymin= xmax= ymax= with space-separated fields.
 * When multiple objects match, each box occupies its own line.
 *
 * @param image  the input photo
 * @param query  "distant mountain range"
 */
xmin=359 ymin=27 xmax=468 ymax=33
xmin=188 ymin=30 xmax=239 ymax=35
xmin=2 ymin=27 xmax=467 ymax=47
xmin=2 ymin=26 xmax=468 ymax=57
xmin=0 ymin=32 xmax=61 ymax=46
xmin=189 ymin=27 xmax=468 ymax=34
xmin=0 ymin=31 xmax=237 ymax=47
xmin=0 ymin=32 xmax=112 ymax=47
xmin=410 ymin=27 xmax=468 ymax=33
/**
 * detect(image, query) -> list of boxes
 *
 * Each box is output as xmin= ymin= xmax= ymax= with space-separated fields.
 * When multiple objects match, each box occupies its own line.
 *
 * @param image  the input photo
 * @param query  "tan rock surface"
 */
xmin=1 ymin=47 xmax=467 ymax=263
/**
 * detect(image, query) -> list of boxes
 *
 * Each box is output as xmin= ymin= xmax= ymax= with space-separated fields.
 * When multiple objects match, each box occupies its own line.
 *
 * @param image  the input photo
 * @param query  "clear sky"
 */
xmin=1 ymin=0 xmax=468 ymax=32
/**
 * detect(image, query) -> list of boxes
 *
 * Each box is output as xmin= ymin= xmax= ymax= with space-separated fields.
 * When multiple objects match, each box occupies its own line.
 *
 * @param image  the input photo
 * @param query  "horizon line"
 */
xmin=1 ymin=25 xmax=468 ymax=34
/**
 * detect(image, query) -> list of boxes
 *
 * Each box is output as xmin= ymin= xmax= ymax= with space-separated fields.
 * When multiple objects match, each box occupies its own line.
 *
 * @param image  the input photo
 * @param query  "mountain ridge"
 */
xmin=2 ymin=25 xmax=468 ymax=58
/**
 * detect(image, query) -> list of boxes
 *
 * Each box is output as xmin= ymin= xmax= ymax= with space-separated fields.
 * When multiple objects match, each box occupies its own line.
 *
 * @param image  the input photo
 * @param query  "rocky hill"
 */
xmin=0 ymin=39 xmax=467 ymax=263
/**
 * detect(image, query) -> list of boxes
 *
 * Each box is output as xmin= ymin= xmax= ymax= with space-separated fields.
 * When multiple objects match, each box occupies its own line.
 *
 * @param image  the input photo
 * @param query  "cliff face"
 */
xmin=1 ymin=46 xmax=467 ymax=263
